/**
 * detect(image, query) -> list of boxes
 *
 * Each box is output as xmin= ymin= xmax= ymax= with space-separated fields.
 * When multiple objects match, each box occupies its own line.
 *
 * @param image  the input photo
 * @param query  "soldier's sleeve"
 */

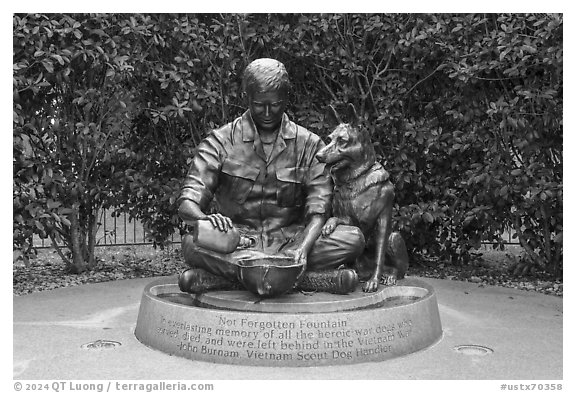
xmin=178 ymin=132 xmax=224 ymax=211
xmin=304 ymin=138 xmax=333 ymax=219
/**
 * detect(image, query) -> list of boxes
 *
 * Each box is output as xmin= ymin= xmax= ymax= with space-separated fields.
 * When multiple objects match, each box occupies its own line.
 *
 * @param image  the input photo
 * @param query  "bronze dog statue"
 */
xmin=316 ymin=104 xmax=409 ymax=293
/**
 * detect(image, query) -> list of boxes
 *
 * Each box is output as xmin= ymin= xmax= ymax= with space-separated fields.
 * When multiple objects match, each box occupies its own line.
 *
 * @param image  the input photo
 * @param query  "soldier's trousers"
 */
xmin=181 ymin=224 xmax=365 ymax=281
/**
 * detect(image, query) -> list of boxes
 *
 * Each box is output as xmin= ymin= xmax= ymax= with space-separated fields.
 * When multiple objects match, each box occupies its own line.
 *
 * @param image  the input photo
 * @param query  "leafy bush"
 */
xmin=14 ymin=14 xmax=140 ymax=271
xmin=13 ymin=13 xmax=562 ymax=276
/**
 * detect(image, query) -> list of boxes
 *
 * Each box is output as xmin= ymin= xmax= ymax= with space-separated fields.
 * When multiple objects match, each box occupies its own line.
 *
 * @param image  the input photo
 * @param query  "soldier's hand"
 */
xmin=283 ymin=247 xmax=308 ymax=267
xmin=204 ymin=213 xmax=233 ymax=232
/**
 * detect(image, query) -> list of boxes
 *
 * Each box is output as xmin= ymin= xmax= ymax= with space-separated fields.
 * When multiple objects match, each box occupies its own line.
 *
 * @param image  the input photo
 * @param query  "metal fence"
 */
xmin=33 ymin=209 xmax=519 ymax=250
xmin=33 ymin=209 xmax=182 ymax=249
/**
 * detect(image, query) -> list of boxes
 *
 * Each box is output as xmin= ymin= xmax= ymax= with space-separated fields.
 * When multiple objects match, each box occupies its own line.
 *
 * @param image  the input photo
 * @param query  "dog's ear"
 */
xmin=347 ymin=103 xmax=359 ymax=126
xmin=326 ymin=105 xmax=343 ymax=126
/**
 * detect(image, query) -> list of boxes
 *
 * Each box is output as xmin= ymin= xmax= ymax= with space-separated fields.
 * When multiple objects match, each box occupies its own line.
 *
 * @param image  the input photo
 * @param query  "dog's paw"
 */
xmin=321 ymin=218 xmax=339 ymax=237
xmin=362 ymin=277 xmax=379 ymax=293
xmin=380 ymin=274 xmax=397 ymax=286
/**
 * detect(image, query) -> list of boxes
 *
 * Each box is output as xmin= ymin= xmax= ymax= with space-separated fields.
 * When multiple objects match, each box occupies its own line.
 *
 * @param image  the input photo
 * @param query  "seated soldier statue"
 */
xmin=177 ymin=58 xmax=365 ymax=295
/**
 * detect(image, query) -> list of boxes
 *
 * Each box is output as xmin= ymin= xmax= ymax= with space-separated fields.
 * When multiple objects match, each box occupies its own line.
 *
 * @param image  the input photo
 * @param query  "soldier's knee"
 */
xmin=181 ymin=234 xmax=200 ymax=266
xmin=337 ymin=225 xmax=366 ymax=257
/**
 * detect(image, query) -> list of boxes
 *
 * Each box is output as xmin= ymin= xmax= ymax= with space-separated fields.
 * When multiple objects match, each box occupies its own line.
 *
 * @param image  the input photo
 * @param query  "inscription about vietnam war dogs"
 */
xmin=154 ymin=314 xmax=414 ymax=363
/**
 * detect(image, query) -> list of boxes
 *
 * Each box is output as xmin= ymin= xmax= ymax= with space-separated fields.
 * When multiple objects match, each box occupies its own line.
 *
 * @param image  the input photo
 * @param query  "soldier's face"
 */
xmin=248 ymin=89 xmax=287 ymax=133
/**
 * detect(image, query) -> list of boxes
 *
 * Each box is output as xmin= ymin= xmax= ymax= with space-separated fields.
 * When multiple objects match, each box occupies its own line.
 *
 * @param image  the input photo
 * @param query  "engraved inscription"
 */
xmin=153 ymin=313 xmax=416 ymax=364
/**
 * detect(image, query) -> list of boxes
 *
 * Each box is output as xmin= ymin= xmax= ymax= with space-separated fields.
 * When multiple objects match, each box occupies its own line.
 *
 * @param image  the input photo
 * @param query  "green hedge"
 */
xmin=14 ymin=14 xmax=562 ymax=275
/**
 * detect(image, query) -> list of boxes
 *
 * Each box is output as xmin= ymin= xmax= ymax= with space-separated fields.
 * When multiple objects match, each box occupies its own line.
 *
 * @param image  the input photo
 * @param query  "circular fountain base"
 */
xmin=134 ymin=276 xmax=442 ymax=367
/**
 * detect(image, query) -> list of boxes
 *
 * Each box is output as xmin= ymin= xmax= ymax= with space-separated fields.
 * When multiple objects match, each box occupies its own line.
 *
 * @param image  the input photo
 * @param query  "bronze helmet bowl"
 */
xmin=236 ymin=255 xmax=305 ymax=297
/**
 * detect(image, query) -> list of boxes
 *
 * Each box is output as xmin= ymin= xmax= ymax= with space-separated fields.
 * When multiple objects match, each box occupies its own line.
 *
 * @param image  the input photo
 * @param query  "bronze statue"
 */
xmin=177 ymin=58 xmax=363 ymax=296
xmin=316 ymin=104 xmax=409 ymax=292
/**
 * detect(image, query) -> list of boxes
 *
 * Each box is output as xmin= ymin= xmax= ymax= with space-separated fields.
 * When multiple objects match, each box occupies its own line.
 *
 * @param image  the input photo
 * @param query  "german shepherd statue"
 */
xmin=316 ymin=104 xmax=409 ymax=293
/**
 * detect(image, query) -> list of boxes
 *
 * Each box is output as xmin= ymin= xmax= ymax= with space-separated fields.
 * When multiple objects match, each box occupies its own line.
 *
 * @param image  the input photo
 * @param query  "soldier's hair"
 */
xmin=242 ymin=58 xmax=291 ymax=96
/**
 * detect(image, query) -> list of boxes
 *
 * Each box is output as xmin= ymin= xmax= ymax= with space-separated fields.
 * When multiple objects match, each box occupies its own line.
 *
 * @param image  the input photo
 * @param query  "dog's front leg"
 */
xmin=364 ymin=187 xmax=394 ymax=292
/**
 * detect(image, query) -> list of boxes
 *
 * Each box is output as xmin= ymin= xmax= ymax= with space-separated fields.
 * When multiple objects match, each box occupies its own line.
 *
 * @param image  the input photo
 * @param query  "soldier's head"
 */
xmin=242 ymin=58 xmax=290 ymax=133
xmin=242 ymin=58 xmax=291 ymax=97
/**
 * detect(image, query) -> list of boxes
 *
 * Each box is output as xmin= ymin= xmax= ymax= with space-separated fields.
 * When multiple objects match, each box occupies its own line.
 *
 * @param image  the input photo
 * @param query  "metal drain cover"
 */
xmin=81 ymin=339 xmax=122 ymax=350
xmin=454 ymin=344 xmax=493 ymax=356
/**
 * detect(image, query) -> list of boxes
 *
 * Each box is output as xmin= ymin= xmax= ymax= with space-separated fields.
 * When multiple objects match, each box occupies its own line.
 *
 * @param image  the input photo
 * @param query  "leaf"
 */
xmin=13 ymin=249 xmax=23 ymax=263
xmin=451 ymin=25 xmax=463 ymax=33
xmin=47 ymin=199 xmax=61 ymax=209
xmin=539 ymin=192 xmax=548 ymax=201
xmin=534 ymin=19 xmax=547 ymax=27
xmin=42 ymin=60 xmax=54 ymax=73
xmin=51 ymin=54 xmax=65 ymax=65
xmin=553 ymin=232 xmax=563 ymax=244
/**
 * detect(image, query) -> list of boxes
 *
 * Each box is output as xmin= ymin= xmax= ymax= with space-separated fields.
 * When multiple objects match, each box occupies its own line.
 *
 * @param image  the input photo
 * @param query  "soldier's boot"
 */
xmin=178 ymin=268 xmax=240 ymax=294
xmin=296 ymin=269 xmax=359 ymax=295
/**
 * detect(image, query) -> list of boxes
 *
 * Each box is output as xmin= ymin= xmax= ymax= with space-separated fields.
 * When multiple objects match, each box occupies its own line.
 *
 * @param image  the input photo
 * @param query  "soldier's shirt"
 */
xmin=179 ymin=111 xmax=332 ymax=250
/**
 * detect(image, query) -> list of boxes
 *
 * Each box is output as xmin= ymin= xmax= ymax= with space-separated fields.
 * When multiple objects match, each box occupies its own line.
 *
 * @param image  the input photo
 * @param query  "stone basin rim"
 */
xmin=142 ymin=276 xmax=435 ymax=315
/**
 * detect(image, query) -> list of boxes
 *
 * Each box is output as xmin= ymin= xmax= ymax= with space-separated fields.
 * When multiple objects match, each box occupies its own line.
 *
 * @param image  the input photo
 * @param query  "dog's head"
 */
xmin=316 ymin=104 xmax=376 ymax=174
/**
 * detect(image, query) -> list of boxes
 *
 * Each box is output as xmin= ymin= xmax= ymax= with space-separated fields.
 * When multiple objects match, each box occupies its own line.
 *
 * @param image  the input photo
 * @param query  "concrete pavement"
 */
xmin=13 ymin=275 xmax=563 ymax=380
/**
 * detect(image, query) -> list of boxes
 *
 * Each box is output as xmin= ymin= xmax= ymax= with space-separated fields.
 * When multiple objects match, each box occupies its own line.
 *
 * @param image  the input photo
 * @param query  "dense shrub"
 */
xmin=14 ymin=13 xmax=562 ymax=276
xmin=14 ymin=14 xmax=139 ymax=272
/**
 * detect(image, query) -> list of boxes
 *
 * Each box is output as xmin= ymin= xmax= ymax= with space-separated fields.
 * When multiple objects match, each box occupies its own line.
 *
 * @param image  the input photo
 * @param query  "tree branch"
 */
xmin=49 ymin=232 xmax=72 ymax=267
xmin=405 ymin=66 xmax=440 ymax=96
xmin=513 ymin=215 xmax=544 ymax=268
xmin=540 ymin=205 xmax=552 ymax=265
